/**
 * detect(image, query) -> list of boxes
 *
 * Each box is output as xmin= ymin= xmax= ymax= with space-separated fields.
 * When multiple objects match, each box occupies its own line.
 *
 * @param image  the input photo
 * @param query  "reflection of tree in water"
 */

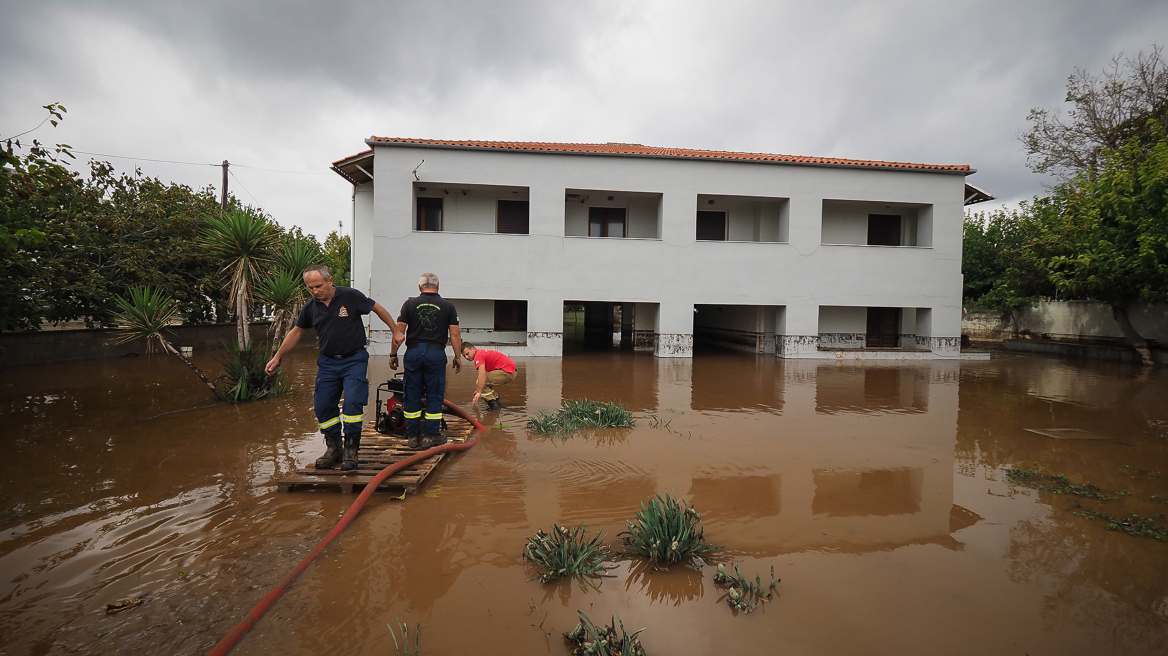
xmin=535 ymin=573 xmax=607 ymax=607
xmin=527 ymin=428 xmax=631 ymax=447
xmin=1006 ymin=512 xmax=1168 ymax=655
xmin=622 ymin=560 xmax=704 ymax=607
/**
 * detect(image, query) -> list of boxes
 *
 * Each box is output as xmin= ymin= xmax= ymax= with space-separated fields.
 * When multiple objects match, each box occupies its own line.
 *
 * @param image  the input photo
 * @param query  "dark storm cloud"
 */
xmin=2 ymin=0 xmax=1167 ymax=233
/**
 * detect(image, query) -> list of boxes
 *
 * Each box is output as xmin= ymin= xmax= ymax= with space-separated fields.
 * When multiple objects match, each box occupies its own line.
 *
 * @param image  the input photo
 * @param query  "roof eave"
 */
xmin=364 ymin=139 xmax=971 ymax=175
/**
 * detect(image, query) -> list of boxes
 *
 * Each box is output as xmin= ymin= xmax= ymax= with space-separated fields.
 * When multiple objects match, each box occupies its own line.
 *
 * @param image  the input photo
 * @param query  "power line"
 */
xmin=228 ymin=169 xmax=261 ymax=206
xmin=70 ymin=150 xmax=330 ymax=175
xmin=71 ymin=149 xmax=218 ymax=167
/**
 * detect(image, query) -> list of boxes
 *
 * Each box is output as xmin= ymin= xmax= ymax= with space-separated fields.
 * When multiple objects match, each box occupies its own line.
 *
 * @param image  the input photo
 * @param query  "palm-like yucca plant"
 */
xmin=564 ymin=611 xmax=646 ymax=656
xmin=114 ymin=286 xmax=217 ymax=393
xmin=619 ymin=492 xmax=720 ymax=568
xmin=202 ymin=207 xmax=281 ymax=348
xmin=255 ymin=269 xmax=305 ymax=345
xmin=276 ymin=238 xmax=322 ymax=277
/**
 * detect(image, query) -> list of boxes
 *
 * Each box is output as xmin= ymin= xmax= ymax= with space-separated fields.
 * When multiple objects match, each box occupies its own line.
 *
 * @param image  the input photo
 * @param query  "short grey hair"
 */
xmin=303 ymin=265 xmax=332 ymax=279
xmin=418 ymin=272 xmax=439 ymax=290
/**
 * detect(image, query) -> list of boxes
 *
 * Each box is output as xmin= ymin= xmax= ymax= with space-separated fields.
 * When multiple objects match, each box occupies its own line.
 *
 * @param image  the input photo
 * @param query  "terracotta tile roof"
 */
xmin=361 ymin=137 xmax=970 ymax=172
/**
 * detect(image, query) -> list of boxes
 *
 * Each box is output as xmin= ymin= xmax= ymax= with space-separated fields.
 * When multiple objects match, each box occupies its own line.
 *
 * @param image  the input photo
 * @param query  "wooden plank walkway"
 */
xmin=277 ymin=422 xmax=474 ymax=495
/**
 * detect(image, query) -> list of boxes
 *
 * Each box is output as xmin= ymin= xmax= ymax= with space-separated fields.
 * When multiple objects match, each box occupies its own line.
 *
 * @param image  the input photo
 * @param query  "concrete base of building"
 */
xmin=634 ymin=330 xmax=655 ymax=352
xmin=777 ymin=335 xmax=820 ymax=358
xmin=776 ymin=334 xmax=983 ymax=360
xmin=655 ymin=333 xmax=693 ymax=357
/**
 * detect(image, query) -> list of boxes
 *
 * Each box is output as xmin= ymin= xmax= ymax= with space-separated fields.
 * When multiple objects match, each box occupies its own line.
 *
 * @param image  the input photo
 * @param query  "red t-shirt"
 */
xmin=473 ymin=348 xmax=516 ymax=374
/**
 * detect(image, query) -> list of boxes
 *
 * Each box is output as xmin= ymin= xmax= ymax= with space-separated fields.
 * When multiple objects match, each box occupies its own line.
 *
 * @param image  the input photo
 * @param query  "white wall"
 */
xmin=819 ymin=306 xmax=867 ymax=333
xmin=362 ymin=144 xmax=969 ymax=355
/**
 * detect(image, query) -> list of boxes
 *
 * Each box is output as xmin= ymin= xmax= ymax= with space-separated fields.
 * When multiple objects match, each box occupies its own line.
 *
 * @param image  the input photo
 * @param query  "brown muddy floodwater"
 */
xmin=2 ymin=346 xmax=1168 ymax=655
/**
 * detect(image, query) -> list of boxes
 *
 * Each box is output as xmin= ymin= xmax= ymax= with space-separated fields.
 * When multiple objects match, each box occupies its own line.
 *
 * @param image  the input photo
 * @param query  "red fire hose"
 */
xmin=204 ymin=399 xmax=486 ymax=656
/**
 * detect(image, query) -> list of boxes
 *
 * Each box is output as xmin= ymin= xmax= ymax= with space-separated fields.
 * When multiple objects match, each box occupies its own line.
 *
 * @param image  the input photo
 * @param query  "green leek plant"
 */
xmin=114 ymin=286 xmax=217 ymax=393
xmin=619 ymin=492 xmax=719 ymax=568
xmin=712 ymin=563 xmax=780 ymax=614
xmin=387 ymin=618 xmax=421 ymax=655
xmin=527 ymin=398 xmax=635 ymax=437
xmin=522 ymin=523 xmax=612 ymax=583
xmin=563 ymin=611 xmax=646 ymax=656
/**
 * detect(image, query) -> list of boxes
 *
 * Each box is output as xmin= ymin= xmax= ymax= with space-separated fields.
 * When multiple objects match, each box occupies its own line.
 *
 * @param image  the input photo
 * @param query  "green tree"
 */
xmin=113 ymin=286 xmax=217 ymax=392
xmin=1041 ymin=123 xmax=1168 ymax=365
xmin=963 ymin=202 xmax=1055 ymax=334
xmin=322 ymin=230 xmax=351 ymax=286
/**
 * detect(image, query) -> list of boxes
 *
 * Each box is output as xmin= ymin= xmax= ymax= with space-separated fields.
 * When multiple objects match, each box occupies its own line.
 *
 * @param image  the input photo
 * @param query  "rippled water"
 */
xmin=2 ymin=347 xmax=1167 ymax=655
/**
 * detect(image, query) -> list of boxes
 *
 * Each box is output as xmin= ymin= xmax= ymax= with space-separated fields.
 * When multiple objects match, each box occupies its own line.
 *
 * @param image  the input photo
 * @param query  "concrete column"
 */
xmin=633 ymin=302 xmax=658 ymax=352
xmin=526 ymin=295 xmax=563 ymax=356
xmin=655 ymin=301 xmax=693 ymax=358
xmin=915 ymin=307 xmax=960 ymax=357
xmin=777 ymin=303 xmax=820 ymax=358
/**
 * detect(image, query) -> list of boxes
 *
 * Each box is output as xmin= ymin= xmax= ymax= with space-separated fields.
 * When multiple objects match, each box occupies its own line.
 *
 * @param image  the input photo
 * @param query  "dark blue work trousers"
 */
xmin=403 ymin=343 xmax=446 ymax=436
xmin=313 ymin=349 xmax=369 ymax=437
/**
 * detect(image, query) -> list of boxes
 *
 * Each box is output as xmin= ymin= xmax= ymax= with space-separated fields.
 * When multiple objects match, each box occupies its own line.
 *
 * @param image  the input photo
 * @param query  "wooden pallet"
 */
xmin=277 ymin=422 xmax=473 ymax=495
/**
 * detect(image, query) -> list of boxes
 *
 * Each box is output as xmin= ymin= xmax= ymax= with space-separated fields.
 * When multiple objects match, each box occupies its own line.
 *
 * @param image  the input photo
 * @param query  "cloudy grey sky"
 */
xmin=3 ymin=0 xmax=1166 ymax=238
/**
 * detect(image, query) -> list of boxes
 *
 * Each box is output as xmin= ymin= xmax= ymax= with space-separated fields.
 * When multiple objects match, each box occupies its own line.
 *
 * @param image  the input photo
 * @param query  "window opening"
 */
xmin=588 ymin=207 xmax=626 ymax=237
xmin=867 ymin=214 xmax=901 ymax=246
xmin=494 ymin=300 xmax=528 ymax=331
xmin=417 ymin=197 xmax=443 ymax=231
xmin=496 ymin=200 xmax=529 ymax=234
xmin=696 ymin=210 xmax=727 ymax=241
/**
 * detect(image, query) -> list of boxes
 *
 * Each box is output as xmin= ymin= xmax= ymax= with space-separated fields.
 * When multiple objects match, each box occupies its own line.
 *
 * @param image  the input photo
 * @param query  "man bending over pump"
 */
xmin=461 ymin=342 xmax=516 ymax=411
xmin=265 ymin=265 xmax=403 ymax=472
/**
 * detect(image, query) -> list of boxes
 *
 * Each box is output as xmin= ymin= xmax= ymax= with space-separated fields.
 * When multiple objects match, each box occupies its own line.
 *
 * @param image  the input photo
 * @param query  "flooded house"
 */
xmin=331 ymin=139 xmax=993 ymax=359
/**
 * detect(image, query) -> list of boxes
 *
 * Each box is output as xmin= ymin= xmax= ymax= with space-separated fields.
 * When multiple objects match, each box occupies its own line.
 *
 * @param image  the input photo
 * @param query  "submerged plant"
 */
xmin=523 ymin=523 xmax=612 ymax=583
xmin=527 ymin=398 xmax=635 ymax=437
xmin=1006 ymin=467 xmax=1115 ymax=500
xmin=213 ymin=341 xmax=291 ymax=402
xmin=564 ymin=611 xmax=646 ymax=656
xmin=712 ymin=563 xmax=781 ymax=614
xmin=387 ymin=618 xmax=421 ymax=656
xmin=1071 ymin=508 xmax=1168 ymax=541
xmin=619 ymin=492 xmax=719 ymax=568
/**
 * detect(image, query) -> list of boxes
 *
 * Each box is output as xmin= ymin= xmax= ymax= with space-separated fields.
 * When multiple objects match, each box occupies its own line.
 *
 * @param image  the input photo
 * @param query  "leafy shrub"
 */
xmin=214 ymin=341 xmax=291 ymax=402
xmin=712 ymin=563 xmax=780 ymax=614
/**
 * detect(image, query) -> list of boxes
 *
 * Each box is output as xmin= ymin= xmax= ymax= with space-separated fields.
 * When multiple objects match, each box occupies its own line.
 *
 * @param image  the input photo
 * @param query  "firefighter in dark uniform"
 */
xmin=265 ymin=265 xmax=403 ymax=471
xmin=389 ymin=272 xmax=462 ymax=449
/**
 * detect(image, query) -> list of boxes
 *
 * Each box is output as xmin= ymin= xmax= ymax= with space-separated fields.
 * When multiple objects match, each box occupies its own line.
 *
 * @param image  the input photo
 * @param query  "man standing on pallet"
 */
xmin=265 ymin=265 xmax=403 ymax=472
xmin=460 ymin=342 xmax=516 ymax=411
xmin=389 ymin=272 xmax=463 ymax=449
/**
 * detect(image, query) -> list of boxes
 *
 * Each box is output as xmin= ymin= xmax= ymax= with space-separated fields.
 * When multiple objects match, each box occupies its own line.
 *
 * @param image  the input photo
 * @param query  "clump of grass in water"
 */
xmin=712 ymin=563 xmax=780 ymax=614
xmin=387 ymin=618 xmax=420 ymax=655
xmin=523 ymin=522 xmax=612 ymax=583
xmin=213 ymin=341 xmax=292 ymax=402
xmin=564 ymin=610 xmax=646 ymax=656
xmin=527 ymin=398 xmax=635 ymax=437
xmin=1006 ymin=467 xmax=1115 ymax=500
xmin=1071 ymin=507 xmax=1168 ymax=541
xmin=619 ymin=492 xmax=719 ymax=569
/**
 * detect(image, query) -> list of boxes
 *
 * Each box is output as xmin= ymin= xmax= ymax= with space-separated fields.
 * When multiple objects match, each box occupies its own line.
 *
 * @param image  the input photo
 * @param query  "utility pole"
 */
xmin=220 ymin=160 xmax=229 ymax=212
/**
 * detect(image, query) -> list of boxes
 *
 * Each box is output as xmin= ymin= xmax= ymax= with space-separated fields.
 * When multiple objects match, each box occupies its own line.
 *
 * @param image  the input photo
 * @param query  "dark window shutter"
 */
xmin=696 ymin=211 xmax=726 ymax=240
xmin=494 ymin=300 xmax=528 ymax=331
xmin=496 ymin=200 xmax=529 ymax=234
xmin=417 ymin=197 xmax=443 ymax=231
xmin=867 ymin=214 xmax=901 ymax=246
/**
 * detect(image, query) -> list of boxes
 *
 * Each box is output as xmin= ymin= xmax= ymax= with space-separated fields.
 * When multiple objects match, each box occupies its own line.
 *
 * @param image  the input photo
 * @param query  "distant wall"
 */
xmin=964 ymin=301 xmax=1168 ymax=344
xmin=0 ymin=322 xmax=275 ymax=368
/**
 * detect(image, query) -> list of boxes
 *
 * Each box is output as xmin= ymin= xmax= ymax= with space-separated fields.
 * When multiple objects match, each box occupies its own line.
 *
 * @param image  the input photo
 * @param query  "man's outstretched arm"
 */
xmin=265 ymin=326 xmax=305 ymax=375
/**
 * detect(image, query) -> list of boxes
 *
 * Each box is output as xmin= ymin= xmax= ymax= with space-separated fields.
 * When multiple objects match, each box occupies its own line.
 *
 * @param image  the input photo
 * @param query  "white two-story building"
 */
xmin=331 ymin=139 xmax=991 ymax=359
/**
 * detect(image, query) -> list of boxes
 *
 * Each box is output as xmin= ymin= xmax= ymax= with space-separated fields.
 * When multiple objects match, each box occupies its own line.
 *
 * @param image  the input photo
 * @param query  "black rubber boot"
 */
xmin=314 ymin=433 xmax=343 ymax=469
xmin=406 ymin=434 xmax=422 ymax=449
xmin=340 ymin=434 xmax=361 ymax=471
xmin=422 ymin=433 xmax=448 ymax=449
xmin=486 ymin=398 xmax=502 ymax=411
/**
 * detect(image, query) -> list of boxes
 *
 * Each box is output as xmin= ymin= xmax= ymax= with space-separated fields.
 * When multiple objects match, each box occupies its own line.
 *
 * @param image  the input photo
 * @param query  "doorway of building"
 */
xmin=865 ymin=307 xmax=901 ymax=348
